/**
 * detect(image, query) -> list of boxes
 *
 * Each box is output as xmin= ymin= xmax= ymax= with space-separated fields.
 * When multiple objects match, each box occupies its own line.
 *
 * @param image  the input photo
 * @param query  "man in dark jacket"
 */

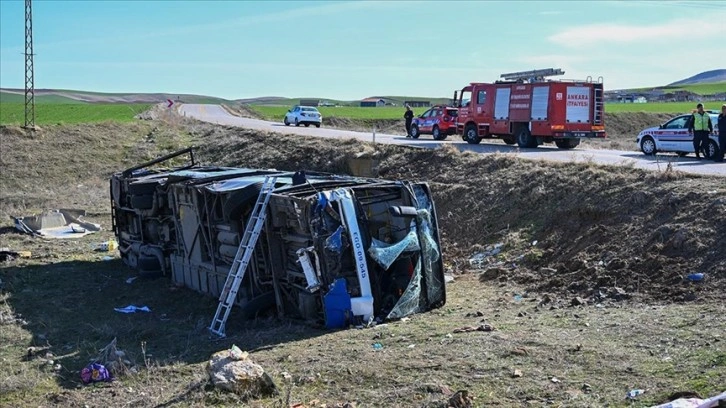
xmin=403 ymin=105 xmax=414 ymax=137
xmin=717 ymin=104 xmax=726 ymax=163
xmin=687 ymin=103 xmax=713 ymax=159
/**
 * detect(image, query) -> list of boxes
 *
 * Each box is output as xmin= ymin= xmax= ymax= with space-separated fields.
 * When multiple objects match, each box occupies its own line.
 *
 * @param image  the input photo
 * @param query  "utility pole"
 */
xmin=24 ymin=0 xmax=35 ymax=129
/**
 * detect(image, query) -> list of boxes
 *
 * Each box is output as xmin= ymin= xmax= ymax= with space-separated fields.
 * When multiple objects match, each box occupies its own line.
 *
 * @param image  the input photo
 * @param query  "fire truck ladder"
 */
xmin=500 ymin=68 xmax=565 ymax=82
xmin=209 ymin=175 xmax=278 ymax=337
xmin=593 ymin=84 xmax=604 ymax=125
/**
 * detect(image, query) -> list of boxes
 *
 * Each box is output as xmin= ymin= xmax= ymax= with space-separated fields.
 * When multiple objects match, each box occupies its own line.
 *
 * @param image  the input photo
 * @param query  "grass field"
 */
xmin=659 ymin=82 xmax=726 ymax=95
xmin=0 ymin=102 xmax=151 ymax=125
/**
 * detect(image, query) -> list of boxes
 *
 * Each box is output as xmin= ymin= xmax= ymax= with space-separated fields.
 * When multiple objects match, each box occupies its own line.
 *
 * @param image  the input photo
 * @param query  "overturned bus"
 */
xmin=110 ymin=148 xmax=446 ymax=330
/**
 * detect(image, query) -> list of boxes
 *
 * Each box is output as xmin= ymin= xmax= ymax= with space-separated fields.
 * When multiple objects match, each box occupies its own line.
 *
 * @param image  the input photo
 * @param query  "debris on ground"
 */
xmin=93 ymin=240 xmax=118 ymax=252
xmin=452 ymin=324 xmax=495 ymax=333
xmin=207 ymin=346 xmax=278 ymax=398
xmin=113 ymin=305 xmax=150 ymax=314
xmin=80 ymin=363 xmax=112 ymax=384
xmin=627 ymin=389 xmax=646 ymax=399
xmin=95 ymin=338 xmax=135 ymax=377
xmin=0 ymin=249 xmax=31 ymax=262
xmin=447 ymin=389 xmax=473 ymax=408
xmin=571 ymin=296 xmax=587 ymax=306
xmin=468 ymin=243 xmax=504 ymax=267
xmin=12 ymin=209 xmax=101 ymax=238
xmin=512 ymin=369 xmax=523 ymax=378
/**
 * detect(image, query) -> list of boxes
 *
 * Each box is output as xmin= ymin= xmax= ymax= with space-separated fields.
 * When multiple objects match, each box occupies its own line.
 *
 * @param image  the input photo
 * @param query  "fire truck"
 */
xmin=454 ymin=68 xmax=606 ymax=149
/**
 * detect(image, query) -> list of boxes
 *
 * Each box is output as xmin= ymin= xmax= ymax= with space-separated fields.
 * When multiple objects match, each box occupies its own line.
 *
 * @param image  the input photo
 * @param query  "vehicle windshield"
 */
xmin=302 ymin=107 xmax=319 ymax=112
xmin=446 ymin=109 xmax=458 ymax=117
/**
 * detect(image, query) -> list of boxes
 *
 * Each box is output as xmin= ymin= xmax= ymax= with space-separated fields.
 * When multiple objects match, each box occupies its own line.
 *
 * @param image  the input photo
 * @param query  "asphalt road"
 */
xmin=179 ymin=104 xmax=726 ymax=177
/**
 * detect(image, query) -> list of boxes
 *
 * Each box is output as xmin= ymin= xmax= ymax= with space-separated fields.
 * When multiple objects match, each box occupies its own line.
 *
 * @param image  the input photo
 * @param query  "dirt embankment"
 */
xmin=2 ymin=121 xmax=723 ymax=303
xmin=199 ymin=125 xmax=725 ymax=302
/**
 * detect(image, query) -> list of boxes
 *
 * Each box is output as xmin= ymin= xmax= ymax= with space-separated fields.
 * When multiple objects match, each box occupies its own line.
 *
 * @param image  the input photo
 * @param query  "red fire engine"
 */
xmin=454 ymin=68 xmax=605 ymax=149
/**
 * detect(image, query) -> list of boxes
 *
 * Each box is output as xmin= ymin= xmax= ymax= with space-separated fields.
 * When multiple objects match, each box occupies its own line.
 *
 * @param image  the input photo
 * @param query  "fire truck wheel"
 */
xmin=640 ymin=136 xmax=656 ymax=155
xmin=555 ymin=139 xmax=580 ymax=149
xmin=516 ymin=128 xmax=537 ymax=148
xmin=410 ymin=125 xmax=420 ymax=139
xmin=432 ymin=126 xmax=445 ymax=140
xmin=502 ymin=136 xmax=516 ymax=145
xmin=465 ymin=125 xmax=481 ymax=144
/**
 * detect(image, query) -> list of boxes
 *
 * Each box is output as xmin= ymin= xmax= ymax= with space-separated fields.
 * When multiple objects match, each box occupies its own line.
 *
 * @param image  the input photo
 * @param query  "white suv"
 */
xmin=284 ymin=106 xmax=322 ymax=127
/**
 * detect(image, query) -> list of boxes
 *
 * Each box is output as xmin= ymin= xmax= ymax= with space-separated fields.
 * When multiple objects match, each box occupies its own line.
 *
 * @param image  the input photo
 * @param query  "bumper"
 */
xmin=554 ymin=131 xmax=607 ymax=138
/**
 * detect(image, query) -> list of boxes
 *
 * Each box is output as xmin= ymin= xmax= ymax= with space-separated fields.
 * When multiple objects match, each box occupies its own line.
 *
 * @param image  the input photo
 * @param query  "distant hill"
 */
xmin=0 ymin=88 xmax=234 ymax=104
xmin=669 ymin=69 xmax=726 ymax=86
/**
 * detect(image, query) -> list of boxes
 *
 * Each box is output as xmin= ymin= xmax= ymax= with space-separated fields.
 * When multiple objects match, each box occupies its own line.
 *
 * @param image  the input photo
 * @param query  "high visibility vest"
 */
xmin=693 ymin=113 xmax=710 ymax=131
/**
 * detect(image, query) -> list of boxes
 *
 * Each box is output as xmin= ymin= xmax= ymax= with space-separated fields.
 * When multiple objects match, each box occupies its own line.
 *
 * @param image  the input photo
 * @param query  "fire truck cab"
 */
xmin=455 ymin=68 xmax=606 ymax=149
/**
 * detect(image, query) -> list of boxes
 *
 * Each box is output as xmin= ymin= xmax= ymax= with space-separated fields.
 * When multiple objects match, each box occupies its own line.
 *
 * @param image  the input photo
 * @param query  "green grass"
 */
xmin=662 ymin=82 xmax=726 ymax=95
xmin=604 ymin=101 xmax=716 ymax=114
xmin=250 ymin=105 xmax=428 ymax=121
xmin=0 ymin=102 xmax=151 ymax=125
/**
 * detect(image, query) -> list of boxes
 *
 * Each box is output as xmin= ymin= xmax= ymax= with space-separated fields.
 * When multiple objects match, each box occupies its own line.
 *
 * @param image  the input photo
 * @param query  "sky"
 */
xmin=1 ymin=0 xmax=725 ymax=100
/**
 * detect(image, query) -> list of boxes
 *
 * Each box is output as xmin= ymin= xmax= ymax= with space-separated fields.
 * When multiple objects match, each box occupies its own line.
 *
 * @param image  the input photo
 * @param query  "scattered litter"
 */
xmin=444 ymin=274 xmax=455 ymax=283
xmin=582 ymin=383 xmax=592 ymax=392
xmin=13 ymin=209 xmax=101 ymax=239
xmin=125 ymin=277 xmax=138 ymax=284
xmin=512 ymin=369 xmax=523 ymax=378
xmin=532 ymin=240 xmax=538 ymax=246
xmin=551 ymin=377 xmax=561 ymax=383
xmin=80 ymin=362 xmax=112 ymax=384
xmin=400 ymin=317 xmax=410 ymax=322
xmin=687 ymin=273 xmax=704 ymax=282
xmin=465 ymin=311 xmax=484 ymax=318
xmin=372 ymin=343 xmax=383 ymax=351
xmin=514 ymin=294 xmax=523 ymax=302
xmin=468 ymin=243 xmax=504 ymax=267
xmin=407 ymin=344 xmax=415 ymax=348
xmin=229 ymin=345 xmax=247 ymax=361
xmin=94 ymin=240 xmax=118 ymax=252
xmin=453 ymin=324 xmax=495 ymax=333
xmin=571 ymin=296 xmax=586 ymax=306
xmin=627 ymin=389 xmax=645 ymax=399
xmin=102 ymin=256 xmax=114 ymax=261
xmin=113 ymin=305 xmax=150 ymax=314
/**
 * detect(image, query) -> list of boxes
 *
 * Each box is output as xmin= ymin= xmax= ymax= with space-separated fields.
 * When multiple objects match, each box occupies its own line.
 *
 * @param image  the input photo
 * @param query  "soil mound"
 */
xmin=199 ymin=126 xmax=725 ymax=302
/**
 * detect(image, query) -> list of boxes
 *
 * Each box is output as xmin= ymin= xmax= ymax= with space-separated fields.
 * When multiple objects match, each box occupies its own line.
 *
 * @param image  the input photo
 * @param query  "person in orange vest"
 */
xmin=687 ymin=103 xmax=713 ymax=159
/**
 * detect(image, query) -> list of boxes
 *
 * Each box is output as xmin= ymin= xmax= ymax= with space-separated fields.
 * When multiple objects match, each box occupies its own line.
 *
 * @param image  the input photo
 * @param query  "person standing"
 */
xmin=403 ymin=105 xmax=414 ymax=137
xmin=717 ymin=104 xmax=726 ymax=163
xmin=687 ymin=103 xmax=713 ymax=159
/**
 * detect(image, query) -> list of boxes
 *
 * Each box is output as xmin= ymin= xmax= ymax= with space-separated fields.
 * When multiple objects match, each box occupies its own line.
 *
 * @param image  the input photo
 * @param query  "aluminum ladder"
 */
xmin=209 ymin=175 xmax=277 ymax=337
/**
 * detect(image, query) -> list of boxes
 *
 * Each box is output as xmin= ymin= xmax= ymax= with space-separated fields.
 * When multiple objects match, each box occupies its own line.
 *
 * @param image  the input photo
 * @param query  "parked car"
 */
xmin=636 ymin=112 xmax=720 ymax=158
xmin=284 ymin=106 xmax=322 ymax=127
xmin=410 ymin=105 xmax=458 ymax=140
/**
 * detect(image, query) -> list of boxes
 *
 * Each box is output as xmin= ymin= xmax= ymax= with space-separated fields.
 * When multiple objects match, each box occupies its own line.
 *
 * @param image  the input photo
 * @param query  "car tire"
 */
xmin=555 ymin=139 xmax=580 ymax=149
xmin=304 ymin=123 xmax=310 ymax=127
xmin=640 ymin=136 xmax=656 ymax=156
xmin=502 ymin=136 xmax=516 ymax=145
xmin=465 ymin=124 xmax=481 ymax=144
xmin=295 ymin=118 xmax=300 ymax=127
xmin=284 ymin=117 xmax=290 ymax=126
xmin=432 ymin=126 xmax=445 ymax=141
xmin=315 ymin=124 xmax=321 ymax=128
xmin=516 ymin=127 xmax=537 ymax=148
xmin=705 ymin=139 xmax=718 ymax=160
xmin=410 ymin=125 xmax=420 ymax=139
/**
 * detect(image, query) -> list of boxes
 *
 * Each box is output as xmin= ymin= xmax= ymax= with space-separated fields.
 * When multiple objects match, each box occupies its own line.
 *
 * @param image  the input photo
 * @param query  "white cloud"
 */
xmin=548 ymin=16 xmax=726 ymax=47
